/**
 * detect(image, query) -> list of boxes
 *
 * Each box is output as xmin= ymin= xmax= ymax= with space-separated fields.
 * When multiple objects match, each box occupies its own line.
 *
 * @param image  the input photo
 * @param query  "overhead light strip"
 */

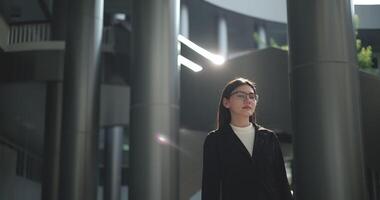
xmin=178 ymin=55 xmax=203 ymax=72
xmin=178 ymin=34 xmax=225 ymax=65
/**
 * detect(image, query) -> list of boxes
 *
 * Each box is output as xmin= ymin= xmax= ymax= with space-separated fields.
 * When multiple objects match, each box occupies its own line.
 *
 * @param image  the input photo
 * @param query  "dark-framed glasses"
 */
xmin=230 ymin=91 xmax=259 ymax=101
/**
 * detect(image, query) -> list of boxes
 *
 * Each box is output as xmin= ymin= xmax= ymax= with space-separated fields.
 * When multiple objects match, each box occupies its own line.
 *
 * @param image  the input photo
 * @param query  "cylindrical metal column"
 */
xmin=42 ymin=82 xmax=63 ymax=200
xmin=287 ymin=0 xmax=367 ymax=200
xmin=130 ymin=0 xmax=180 ymax=199
xmin=257 ymin=26 xmax=267 ymax=49
xmin=180 ymin=4 xmax=189 ymax=38
xmin=104 ymin=126 xmax=124 ymax=200
xmin=58 ymin=0 xmax=103 ymax=198
xmin=218 ymin=16 xmax=228 ymax=58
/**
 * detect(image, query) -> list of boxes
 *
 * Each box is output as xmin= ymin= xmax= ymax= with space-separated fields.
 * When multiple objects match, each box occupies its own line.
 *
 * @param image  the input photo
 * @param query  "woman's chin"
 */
xmin=238 ymin=112 xmax=253 ymax=118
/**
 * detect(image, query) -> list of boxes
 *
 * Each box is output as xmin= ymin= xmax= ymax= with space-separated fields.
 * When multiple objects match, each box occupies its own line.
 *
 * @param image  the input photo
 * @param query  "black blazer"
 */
xmin=202 ymin=124 xmax=293 ymax=200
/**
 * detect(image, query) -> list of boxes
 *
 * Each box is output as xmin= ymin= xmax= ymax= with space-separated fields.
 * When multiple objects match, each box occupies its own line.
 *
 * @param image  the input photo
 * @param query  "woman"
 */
xmin=202 ymin=78 xmax=293 ymax=200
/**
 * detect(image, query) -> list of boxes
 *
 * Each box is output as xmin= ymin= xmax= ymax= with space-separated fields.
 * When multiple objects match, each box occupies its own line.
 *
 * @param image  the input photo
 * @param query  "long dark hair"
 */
xmin=216 ymin=77 xmax=257 ymax=129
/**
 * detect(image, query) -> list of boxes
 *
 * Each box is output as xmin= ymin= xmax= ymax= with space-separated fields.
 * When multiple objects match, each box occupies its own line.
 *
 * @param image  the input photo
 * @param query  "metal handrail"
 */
xmin=8 ymin=22 xmax=51 ymax=45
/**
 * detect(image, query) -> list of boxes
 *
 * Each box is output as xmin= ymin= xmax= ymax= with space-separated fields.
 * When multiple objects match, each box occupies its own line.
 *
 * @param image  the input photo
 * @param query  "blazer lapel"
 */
xmin=252 ymin=124 xmax=274 ymax=195
xmin=224 ymin=124 xmax=253 ymax=160
xmin=251 ymin=123 xmax=265 ymax=161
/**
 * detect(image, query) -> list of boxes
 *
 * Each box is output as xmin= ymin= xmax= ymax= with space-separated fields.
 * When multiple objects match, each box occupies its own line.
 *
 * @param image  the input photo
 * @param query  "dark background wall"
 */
xmin=181 ymin=48 xmax=292 ymax=134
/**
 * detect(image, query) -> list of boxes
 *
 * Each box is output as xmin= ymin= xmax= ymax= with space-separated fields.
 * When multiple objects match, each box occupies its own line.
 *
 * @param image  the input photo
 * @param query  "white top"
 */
xmin=230 ymin=123 xmax=255 ymax=156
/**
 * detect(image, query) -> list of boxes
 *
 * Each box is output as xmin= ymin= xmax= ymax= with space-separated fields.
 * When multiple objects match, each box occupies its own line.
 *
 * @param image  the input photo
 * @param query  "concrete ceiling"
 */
xmin=203 ymin=0 xmax=288 ymax=23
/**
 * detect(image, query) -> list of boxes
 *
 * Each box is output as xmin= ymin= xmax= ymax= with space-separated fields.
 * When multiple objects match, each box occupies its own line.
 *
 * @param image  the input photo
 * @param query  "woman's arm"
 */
xmin=201 ymin=133 xmax=221 ymax=200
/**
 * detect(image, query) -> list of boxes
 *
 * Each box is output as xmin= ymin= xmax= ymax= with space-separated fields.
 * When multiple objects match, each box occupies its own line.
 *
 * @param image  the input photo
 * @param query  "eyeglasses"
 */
xmin=230 ymin=91 xmax=259 ymax=101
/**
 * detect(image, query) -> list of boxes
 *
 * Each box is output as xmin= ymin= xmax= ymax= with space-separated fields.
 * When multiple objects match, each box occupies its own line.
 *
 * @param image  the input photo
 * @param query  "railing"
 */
xmin=3 ymin=21 xmax=122 ymax=52
xmin=8 ymin=21 xmax=51 ymax=45
xmin=8 ymin=22 xmax=115 ymax=45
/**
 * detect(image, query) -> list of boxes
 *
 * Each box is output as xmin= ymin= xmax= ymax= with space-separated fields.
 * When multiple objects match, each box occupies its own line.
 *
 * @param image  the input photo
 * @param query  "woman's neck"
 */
xmin=230 ymin=116 xmax=250 ymax=127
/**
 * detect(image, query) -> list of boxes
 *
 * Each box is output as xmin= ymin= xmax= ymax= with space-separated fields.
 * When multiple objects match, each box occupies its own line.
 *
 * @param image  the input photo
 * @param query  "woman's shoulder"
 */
xmin=206 ymin=129 xmax=222 ymax=138
xmin=255 ymin=123 xmax=273 ymax=133
xmin=203 ymin=129 xmax=222 ymax=148
xmin=204 ymin=128 xmax=226 ymax=142
xmin=255 ymin=124 xmax=278 ymax=139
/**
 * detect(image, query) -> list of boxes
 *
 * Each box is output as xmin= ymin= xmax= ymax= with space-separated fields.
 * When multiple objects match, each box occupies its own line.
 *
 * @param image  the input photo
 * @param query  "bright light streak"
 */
xmin=353 ymin=0 xmax=380 ymax=5
xmin=178 ymin=34 xmax=225 ymax=65
xmin=157 ymin=135 xmax=169 ymax=144
xmin=178 ymin=55 xmax=203 ymax=72
xmin=114 ymin=13 xmax=126 ymax=20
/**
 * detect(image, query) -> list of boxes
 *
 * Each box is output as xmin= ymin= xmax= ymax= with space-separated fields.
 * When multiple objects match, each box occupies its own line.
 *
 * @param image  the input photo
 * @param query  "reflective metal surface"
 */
xmin=287 ymin=0 xmax=367 ymax=199
xmin=130 ymin=0 xmax=180 ymax=199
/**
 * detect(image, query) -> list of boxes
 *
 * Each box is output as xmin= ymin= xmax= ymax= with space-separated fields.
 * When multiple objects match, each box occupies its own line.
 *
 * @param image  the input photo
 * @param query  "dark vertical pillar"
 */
xmin=371 ymin=170 xmax=379 ymax=200
xmin=42 ymin=0 xmax=67 ymax=198
xmin=51 ymin=0 xmax=68 ymax=40
xmin=58 ymin=0 xmax=103 ymax=198
xmin=287 ymin=0 xmax=367 ymax=200
xmin=42 ymin=83 xmax=62 ymax=200
xmin=130 ymin=0 xmax=180 ymax=199
xmin=104 ymin=126 xmax=124 ymax=200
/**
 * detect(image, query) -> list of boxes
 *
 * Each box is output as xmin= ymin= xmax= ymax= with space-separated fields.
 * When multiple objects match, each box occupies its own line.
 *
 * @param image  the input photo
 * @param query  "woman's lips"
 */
xmin=242 ymin=106 xmax=252 ymax=109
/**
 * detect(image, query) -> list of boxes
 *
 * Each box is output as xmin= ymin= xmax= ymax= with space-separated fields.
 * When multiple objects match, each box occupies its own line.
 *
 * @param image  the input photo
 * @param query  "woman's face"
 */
xmin=223 ymin=84 xmax=257 ymax=119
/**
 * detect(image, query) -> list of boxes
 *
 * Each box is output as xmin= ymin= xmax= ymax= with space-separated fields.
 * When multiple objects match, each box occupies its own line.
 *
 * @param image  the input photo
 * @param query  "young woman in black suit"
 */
xmin=202 ymin=78 xmax=293 ymax=200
